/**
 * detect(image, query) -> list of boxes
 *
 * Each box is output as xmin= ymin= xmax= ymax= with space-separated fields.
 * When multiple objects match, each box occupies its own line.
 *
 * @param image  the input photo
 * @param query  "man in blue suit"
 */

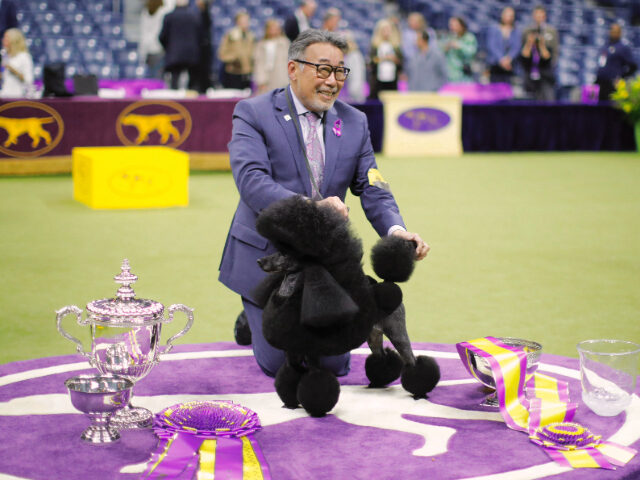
xmin=219 ymin=29 xmax=429 ymax=377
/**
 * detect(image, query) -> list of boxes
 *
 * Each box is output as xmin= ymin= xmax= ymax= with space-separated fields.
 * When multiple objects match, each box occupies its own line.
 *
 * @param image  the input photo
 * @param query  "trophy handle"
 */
xmin=56 ymin=305 xmax=91 ymax=360
xmin=162 ymin=304 xmax=194 ymax=354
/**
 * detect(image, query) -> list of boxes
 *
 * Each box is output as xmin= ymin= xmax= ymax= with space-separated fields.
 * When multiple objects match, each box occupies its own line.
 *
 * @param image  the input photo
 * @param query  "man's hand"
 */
xmin=317 ymin=196 xmax=349 ymax=219
xmin=392 ymin=229 xmax=430 ymax=260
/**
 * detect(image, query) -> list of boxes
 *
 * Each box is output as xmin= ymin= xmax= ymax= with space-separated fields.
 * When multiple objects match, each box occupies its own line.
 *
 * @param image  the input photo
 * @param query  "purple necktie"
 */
xmin=302 ymin=111 xmax=324 ymax=199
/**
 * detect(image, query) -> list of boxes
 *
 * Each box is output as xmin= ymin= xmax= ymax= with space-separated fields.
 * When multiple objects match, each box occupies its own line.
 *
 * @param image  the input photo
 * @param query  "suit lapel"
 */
xmin=321 ymin=105 xmax=341 ymax=197
xmin=274 ymin=87 xmax=313 ymax=197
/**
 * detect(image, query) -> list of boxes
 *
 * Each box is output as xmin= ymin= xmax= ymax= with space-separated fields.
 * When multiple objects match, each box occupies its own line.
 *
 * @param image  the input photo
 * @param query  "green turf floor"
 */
xmin=1 ymin=152 xmax=639 ymax=365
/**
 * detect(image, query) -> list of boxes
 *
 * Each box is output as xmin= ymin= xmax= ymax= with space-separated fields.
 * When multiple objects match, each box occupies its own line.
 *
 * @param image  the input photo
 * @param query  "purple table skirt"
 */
xmin=0 ymin=342 xmax=638 ymax=480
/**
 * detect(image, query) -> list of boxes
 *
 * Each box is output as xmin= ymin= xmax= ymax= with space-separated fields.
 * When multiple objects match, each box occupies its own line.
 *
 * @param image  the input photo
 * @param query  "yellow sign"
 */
xmin=379 ymin=92 xmax=462 ymax=157
xmin=0 ymin=101 xmax=64 ymax=157
xmin=116 ymin=101 xmax=192 ymax=148
xmin=73 ymin=146 xmax=189 ymax=209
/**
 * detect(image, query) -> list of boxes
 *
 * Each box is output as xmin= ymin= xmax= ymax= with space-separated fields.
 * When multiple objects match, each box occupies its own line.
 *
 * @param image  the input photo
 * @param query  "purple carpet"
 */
xmin=0 ymin=342 xmax=638 ymax=480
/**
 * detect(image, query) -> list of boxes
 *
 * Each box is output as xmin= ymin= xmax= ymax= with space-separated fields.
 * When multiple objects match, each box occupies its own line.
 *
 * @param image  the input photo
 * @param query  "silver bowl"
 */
xmin=65 ymin=374 xmax=134 ymax=443
xmin=467 ymin=337 xmax=542 ymax=407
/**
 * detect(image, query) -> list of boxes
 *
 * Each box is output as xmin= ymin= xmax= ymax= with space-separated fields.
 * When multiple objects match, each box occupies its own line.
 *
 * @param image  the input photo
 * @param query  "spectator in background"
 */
xmin=322 ymin=8 xmax=341 ymax=32
xmin=159 ymin=0 xmax=202 ymax=89
xmin=520 ymin=5 xmax=558 ymax=101
xmin=407 ymin=29 xmax=447 ymax=92
xmin=191 ymin=0 xmax=213 ymax=93
xmin=218 ymin=10 xmax=255 ymax=89
xmin=0 ymin=0 xmax=17 ymax=64
xmin=595 ymin=23 xmax=637 ymax=101
xmin=139 ymin=0 xmax=172 ymax=79
xmin=343 ymin=31 xmax=366 ymax=102
xmin=442 ymin=16 xmax=477 ymax=82
xmin=486 ymin=6 xmax=521 ymax=84
xmin=253 ymin=19 xmax=290 ymax=94
xmin=368 ymin=18 xmax=402 ymax=99
xmin=401 ymin=12 xmax=437 ymax=70
xmin=0 ymin=28 xmax=33 ymax=98
xmin=284 ymin=0 xmax=317 ymax=42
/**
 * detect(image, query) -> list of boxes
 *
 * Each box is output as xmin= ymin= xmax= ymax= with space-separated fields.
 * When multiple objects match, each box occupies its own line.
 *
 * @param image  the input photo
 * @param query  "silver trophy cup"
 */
xmin=65 ymin=374 xmax=134 ymax=443
xmin=56 ymin=259 xmax=194 ymax=428
xmin=466 ymin=337 xmax=542 ymax=407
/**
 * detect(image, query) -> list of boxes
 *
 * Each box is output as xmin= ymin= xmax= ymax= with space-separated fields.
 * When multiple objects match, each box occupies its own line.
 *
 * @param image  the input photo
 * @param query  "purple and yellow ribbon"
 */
xmin=457 ymin=337 xmax=637 ymax=470
xmin=141 ymin=400 xmax=271 ymax=480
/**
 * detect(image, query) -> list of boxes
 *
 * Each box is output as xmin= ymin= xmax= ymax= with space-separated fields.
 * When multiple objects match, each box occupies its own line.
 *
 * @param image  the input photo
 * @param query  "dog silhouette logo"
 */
xmin=116 ymin=101 xmax=192 ymax=147
xmin=397 ymin=108 xmax=451 ymax=132
xmin=0 ymin=101 xmax=64 ymax=157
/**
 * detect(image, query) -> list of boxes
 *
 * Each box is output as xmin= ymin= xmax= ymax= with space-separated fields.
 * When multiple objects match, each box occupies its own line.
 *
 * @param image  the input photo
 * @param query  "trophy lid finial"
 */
xmin=114 ymin=258 xmax=138 ymax=300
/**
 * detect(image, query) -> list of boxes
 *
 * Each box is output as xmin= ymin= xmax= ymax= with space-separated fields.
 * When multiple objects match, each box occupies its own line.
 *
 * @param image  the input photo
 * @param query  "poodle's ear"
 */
xmin=371 ymin=236 xmax=416 ymax=282
xmin=251 ymin=272 xmax=285 ymax=308
xmin=301 ymin=265 xmax=359 ymax=328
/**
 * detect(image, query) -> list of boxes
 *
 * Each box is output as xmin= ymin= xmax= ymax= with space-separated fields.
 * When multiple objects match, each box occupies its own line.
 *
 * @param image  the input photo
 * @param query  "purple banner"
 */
xmin=0 ymin=98 xmax=238 ymax=159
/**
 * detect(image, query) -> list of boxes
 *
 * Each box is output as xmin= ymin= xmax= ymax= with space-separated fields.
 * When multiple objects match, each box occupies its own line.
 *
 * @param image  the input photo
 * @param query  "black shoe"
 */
xmin=234 ymin=310 xmax=252 ymax=346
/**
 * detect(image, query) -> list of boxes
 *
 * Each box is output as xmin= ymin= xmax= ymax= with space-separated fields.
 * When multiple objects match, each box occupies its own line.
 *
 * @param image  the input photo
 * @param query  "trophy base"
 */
xmin=110 ymin=405 xmax=153 ymax=429
xmin=81 ymin=426 xmax=120 ymax=443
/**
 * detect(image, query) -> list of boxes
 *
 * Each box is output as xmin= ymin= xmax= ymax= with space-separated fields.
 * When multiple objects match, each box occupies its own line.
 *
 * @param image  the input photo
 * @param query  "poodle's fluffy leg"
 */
xmin=365 ymin=321 xmax=403 ymax=387
xmin=381 ymin=303 xmax=416 ymax=366
xmin=274 ymin=352 xmax=306 ymax=409
xmin=297 ymin=364 xmax=340 ymax=417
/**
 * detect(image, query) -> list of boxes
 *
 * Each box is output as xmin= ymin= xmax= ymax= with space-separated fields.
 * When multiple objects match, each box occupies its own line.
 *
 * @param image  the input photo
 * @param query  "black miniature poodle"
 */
xmin=253 ymin=196 xmax=440 ymax=416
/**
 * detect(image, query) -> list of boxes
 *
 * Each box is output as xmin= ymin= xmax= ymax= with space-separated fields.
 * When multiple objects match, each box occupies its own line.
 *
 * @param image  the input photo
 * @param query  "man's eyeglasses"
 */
xmin=294 ymin=59 xmax=350 ymax=81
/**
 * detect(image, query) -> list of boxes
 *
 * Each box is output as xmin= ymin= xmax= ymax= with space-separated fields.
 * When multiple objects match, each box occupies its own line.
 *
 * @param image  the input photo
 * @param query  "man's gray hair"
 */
xmin=288 ymin=29 xmax=348 ymax=61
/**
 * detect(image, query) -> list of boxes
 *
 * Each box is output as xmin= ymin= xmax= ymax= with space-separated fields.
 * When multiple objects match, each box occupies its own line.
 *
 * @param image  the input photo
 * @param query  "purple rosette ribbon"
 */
xmin=529 ymin=421 xmax=637 ymax=469
xmin=530 ymin=422 xmax=600 ymax=450
xmin=141 ymin=401 xmax=270 ymax=479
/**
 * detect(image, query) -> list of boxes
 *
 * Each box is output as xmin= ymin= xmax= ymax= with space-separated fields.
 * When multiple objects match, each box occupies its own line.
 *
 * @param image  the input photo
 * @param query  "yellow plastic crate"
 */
xmin=72 ymin=146 xmax=189 ymax=209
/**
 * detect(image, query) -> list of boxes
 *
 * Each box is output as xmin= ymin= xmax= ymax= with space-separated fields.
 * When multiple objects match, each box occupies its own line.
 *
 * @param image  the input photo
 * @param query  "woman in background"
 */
xmin=442 ymin=16 xmax=477 ymax=82
xmin=253 ymin=18 xmax=289 ymax=94
xmin=368 ymin=18 xmax=402 ymax=99
xmin=0 ymin=28 xmax=33 ymax=98
xmin=486 ymin=7 xmax=521 ymax=84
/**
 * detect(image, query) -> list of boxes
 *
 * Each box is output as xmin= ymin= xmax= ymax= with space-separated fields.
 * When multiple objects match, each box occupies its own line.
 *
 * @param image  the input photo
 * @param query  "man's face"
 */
xmin=237 ymin=14 xmax=249 ymax=31
xmin=288 ymin=42 xmax=345 ymax=113
xmin=533 ymin=8 xmax=546 ymax=25
xmin=302 ymin=1 xmax=317 ymax=17
xmin=610 ymin=24 xmax=622 ymax=42
xmin=325 ymin=15 xmax=340 ymax=32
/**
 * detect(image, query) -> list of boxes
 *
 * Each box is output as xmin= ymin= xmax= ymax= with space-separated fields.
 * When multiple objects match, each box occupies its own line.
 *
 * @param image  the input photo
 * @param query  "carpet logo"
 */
xmin=108 ymin=166 xmax=173 ymax=198
xmin=116 ymin=100 xmax=192 ymax=147
xmin=0 ymin=101 xmax=64 ymax=157
xmin=397 ymin=108 xmax=451 ymax=132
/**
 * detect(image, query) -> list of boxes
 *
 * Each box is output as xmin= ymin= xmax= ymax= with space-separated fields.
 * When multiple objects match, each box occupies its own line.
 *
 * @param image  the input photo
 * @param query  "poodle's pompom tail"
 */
xmin=371 ymin=236 xmax=416 ymax=282
xmin=365 ymin=347 xmax=403 ymax=387
xmin=297 ymin=369 xmax=340 ymax=417
xmin=401 ymin=355 xmax=440 ymax=399
xmin=275 ymin=362 xmax=304 ymax=409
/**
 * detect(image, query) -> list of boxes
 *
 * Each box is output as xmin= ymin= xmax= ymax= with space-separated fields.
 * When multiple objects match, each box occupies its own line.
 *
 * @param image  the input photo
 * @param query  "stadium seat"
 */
xmin=17 ymin=0 xmax=639 ymax=85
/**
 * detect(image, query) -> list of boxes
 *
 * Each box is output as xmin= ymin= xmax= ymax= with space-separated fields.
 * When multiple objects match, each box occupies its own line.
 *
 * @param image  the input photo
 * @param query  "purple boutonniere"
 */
xmin=332 ymin=119 xmax=342 ymax=137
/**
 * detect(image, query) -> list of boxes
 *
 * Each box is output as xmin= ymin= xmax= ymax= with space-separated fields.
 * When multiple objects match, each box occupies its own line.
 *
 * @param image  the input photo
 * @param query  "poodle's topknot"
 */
xmin=255 ymin=195 xmax=362 ymax=263
xmin=371 ymin=235 xmax=416 ymax=282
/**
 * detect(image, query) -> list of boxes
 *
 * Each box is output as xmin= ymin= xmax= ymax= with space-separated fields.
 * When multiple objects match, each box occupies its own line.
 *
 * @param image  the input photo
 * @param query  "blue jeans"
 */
xmin=242 ymin=298 xmax=351 ymax=378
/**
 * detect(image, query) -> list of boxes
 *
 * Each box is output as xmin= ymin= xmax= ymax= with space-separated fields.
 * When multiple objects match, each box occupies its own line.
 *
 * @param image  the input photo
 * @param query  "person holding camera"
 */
xmin=520 ymin=5 xmax=558 ymax=101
